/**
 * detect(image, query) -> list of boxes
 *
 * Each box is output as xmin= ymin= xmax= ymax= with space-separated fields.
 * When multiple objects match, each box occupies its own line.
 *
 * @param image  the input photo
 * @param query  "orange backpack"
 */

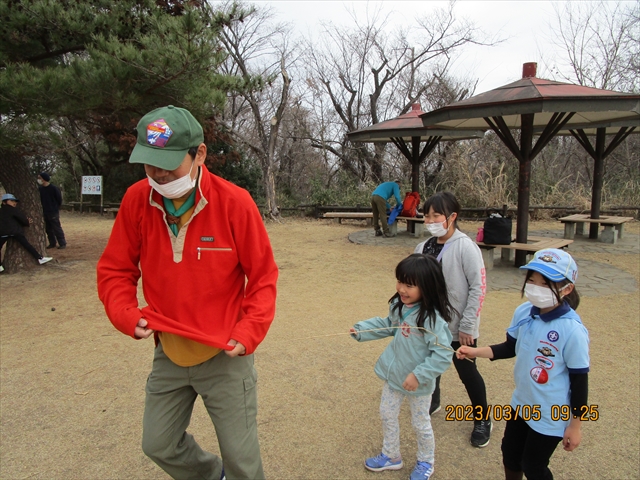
xmin=400 ymin=192 xmax=420 ymax=217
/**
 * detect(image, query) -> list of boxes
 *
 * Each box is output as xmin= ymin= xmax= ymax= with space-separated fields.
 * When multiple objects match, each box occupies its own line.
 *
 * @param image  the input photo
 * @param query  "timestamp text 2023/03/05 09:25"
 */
xmin=444 ymin=404 xmax=600 ymax=422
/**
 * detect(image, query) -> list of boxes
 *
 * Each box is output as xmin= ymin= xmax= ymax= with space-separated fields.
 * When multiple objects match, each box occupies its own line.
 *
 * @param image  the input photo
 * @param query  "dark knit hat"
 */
xmin=39 ymin=172 xmax=51 ymax=182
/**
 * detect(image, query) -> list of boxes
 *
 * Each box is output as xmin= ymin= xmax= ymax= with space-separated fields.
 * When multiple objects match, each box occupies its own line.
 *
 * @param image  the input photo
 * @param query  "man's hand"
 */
xmin=225 ymin=339 xmax=246 ymax=357
xmin=134 ymin=318 xmax=154 ymax=339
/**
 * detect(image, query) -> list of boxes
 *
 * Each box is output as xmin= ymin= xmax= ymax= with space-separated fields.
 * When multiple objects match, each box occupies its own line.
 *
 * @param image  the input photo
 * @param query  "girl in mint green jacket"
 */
xmin=351 ymin=254 xmax=456 ymax=480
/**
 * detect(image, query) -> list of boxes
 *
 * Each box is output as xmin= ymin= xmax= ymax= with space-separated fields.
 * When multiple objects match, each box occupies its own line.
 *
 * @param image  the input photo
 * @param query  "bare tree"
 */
xmin=218 ymin=1 xmax=297 ymax=219
xmin=546 ymin=0 xmax=639 ymax=92
xmin=302 ymin=1 xmax=489 ymax=184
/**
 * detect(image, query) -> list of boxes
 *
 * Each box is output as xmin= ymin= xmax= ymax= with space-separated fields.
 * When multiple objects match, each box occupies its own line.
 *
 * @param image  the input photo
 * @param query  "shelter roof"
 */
xmin=348 ymin=104 xmax=484 ymax=142
xmin=420 ymin=76 xmax=640 ymax=131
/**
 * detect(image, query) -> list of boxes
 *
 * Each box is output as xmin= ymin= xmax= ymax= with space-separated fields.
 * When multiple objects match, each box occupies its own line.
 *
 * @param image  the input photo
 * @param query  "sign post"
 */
xmin=81 ymin=176 xmax=103 ymax=214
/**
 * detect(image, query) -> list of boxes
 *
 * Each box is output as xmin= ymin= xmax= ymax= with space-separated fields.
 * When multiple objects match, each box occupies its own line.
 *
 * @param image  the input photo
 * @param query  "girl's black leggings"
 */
xmin=502 ymin=415 xmax=562 ymax=480
xmin=431 ymin=340 xmax=488 ymax=420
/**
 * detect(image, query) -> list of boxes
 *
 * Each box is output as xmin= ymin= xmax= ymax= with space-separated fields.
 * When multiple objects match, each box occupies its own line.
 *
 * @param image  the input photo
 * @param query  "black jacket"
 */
xmin=39 ymin=184 xmax=62 ymax=215
xmin=0 ymin=204 xmax=30 ymax=236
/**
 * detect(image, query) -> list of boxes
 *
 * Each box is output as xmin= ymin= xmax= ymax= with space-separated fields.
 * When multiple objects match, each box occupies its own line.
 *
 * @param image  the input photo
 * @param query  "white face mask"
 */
xmin=147 ymin=161 xmax=197 ymax=199
xmin=37 ymin=179 xmax=43 ymax=185
xmin=524 ymin=283 xmax=569 ymax=309
xmin=426 ymin=215 xmax=452 ymax=237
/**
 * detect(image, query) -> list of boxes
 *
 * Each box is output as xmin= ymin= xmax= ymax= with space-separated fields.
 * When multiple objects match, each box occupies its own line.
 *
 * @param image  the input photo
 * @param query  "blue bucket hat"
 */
xmin=2 ymin=193 xmax=19 ymax=202
xmin=520 ymin=248 xmax=578 ymax=284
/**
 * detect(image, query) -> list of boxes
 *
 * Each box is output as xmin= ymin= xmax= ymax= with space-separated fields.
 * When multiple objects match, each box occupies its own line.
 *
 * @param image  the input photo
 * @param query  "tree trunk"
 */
xmin=371 ymin=143 xmax=386 ymax=182
xmin=0 ymin=150 xmax=47 ymax=273
xmin=262 ymin=160 xmax=279 ymax=220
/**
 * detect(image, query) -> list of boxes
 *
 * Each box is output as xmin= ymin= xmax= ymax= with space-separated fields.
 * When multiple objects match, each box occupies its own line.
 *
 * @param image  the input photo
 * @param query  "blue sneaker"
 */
xmin=364 ymin=452 xmax=404 ymax=472
xmin=410 ymin=461 xmax=434 ymax=480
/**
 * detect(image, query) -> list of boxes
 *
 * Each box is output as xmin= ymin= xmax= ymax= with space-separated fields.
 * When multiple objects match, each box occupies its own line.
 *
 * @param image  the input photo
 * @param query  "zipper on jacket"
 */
xmin=197 ymin=246 xmax=232 ymax=259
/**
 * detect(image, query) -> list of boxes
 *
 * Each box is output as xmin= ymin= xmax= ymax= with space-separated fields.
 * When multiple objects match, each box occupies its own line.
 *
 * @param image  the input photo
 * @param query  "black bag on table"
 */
xmin=483 ymin=214 xmax=512 ymax=245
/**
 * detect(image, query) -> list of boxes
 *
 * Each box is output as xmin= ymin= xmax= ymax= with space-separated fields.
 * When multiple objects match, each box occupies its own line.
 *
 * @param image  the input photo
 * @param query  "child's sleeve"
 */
xmin=412 ymin=319 xmax=454 ymax=384
xmin=352 ymin=312 xmax=395 ymax=342
xmin=564 ymin=322 xmax=590 ymax=373
xmin=569 ymin=373 xmax=589 ymax=418
xmin=490 ymin=334 xmax=517 ymax=360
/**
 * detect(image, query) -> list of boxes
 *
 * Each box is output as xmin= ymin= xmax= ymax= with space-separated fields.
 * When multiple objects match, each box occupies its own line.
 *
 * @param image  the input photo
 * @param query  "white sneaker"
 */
xmin=0 ymin=265 xmax=4 ymax=272
xmin=38 ymin=257 xmax=53 ymax=265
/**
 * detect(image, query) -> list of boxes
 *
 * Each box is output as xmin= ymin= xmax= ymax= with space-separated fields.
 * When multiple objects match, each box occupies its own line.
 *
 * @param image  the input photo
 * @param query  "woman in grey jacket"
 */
xmin=414 ymin=192 xmax=491 ymax=448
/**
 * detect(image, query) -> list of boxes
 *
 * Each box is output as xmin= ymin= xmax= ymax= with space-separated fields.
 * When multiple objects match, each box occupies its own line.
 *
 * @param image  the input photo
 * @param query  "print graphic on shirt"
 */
xmin=530 ymin=366 xmax=549 ymax=384
xmin=537 ymin=346 xmax=555 ymax=357
xmin=400 ymin=321 xmax=422 ymax=338
xmin=147 ymin=119 xmax=173 ymax=147
xmin=539 ymin=340 xmax=559 ymax=353
xmin=547 ymin=330 xmax=559 ymax=342
xmin=534 ymin=356 xmax=554 ymax=370
xmin=476 ymin=267 xmax=487 ymax=316
xmin=200 ymin=236 xmax=214 ymax=242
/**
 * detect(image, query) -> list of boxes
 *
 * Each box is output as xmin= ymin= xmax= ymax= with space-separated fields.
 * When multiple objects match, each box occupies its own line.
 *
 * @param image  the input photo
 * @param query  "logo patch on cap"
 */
xmin=147 ymin=119 xmax=173 ymax=148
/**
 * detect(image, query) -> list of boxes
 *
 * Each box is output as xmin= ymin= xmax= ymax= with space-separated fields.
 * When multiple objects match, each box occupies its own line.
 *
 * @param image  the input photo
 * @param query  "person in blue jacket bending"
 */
xmin=371 ymin=180 xmax=402 ymax=237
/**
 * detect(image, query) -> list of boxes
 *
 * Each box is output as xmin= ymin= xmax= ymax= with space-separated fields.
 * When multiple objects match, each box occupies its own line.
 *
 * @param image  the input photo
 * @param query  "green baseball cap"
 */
xmin=130 ymin=105 xmax=204 ymax=170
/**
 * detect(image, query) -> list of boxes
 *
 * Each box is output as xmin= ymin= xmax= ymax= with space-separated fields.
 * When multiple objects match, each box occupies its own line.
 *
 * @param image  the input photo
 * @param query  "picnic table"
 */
xmin=321 ymin=212 xmax=424 ymax=237
xmin=559 ymin=214 xmax=634 ymax=244
xmin=476 ymin=235 xmax=574 ymax=270
xmin=322 ymin=212 xmax=372 ymax=225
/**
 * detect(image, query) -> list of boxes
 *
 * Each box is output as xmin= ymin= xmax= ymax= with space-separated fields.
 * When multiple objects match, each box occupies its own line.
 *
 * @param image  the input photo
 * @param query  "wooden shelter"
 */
xmin=347 ymin=104 xmax=484 ymax=193
xmin=420 ymin=62 xmax=640 ymax=265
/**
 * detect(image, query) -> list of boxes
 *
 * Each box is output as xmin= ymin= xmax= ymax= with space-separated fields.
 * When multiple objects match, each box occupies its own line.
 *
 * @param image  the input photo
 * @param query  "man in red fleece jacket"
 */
xmin=97 ymin=105 xmax=278 ymax=480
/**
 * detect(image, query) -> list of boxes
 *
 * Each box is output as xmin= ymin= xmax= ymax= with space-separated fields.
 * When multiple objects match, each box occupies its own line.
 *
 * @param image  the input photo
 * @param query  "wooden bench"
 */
xmin=559 ymin=214 xmax=634 ymax=244
xmin=476 ymin=236 xmax=574 ymax=270
xmin=388 ymin=216 xmax=424 ymax=238
xmin=103 ymin=207 xmax=120 ymax=218
xmin=322 ymin=212 xmax=373 ymax=225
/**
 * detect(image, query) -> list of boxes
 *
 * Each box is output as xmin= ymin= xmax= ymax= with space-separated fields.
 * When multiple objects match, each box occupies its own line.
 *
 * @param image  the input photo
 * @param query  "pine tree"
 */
xmin=0 ymin=0 xmax=249 ymax=272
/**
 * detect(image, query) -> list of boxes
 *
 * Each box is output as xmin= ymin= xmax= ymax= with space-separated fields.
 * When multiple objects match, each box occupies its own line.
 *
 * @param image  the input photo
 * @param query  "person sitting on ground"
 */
xmin=371 ymin=180 xmax=402 ymax=237
xmin=0 ymin=193 xmax=53 ymax=272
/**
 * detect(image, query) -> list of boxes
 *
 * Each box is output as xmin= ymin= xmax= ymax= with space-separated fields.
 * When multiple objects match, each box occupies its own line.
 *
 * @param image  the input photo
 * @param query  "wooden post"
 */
xmin=589 ymin=128 xmax=606 ymax=239
xmin=515 ymin=113 xmax=534 ymax=267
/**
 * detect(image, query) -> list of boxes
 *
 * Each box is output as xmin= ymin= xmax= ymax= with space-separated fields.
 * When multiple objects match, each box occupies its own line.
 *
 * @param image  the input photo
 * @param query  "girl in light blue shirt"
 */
xmin=457 ymin=249 xmax=589 ymax=480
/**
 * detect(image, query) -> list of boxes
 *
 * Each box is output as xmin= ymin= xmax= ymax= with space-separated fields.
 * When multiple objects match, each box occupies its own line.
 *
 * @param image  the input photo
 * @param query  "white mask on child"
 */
xmin=426 ymin=216 xmax=451 ymax=237
xmin=525 ymin=283 xmax=569 ymax=309
xmin=147 ymin=162 xmax=197 ymax=199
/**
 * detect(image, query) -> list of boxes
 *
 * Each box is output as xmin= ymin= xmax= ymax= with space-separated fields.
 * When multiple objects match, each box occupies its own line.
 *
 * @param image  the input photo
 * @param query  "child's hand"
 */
xmin=402 ymin=372 xmax=419 ymax=391
xmin=456 ymin=345 xmax=477 ymax=360
xmin=349 ymin=327 xmax=359 ymax=339
xmin=562 ymin=419 xmax=582 ymax=451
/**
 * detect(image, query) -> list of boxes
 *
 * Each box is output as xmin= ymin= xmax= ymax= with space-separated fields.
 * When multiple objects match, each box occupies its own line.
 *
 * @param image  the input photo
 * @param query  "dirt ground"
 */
xmin=0 ymin=213 xmax=638 ymax=480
